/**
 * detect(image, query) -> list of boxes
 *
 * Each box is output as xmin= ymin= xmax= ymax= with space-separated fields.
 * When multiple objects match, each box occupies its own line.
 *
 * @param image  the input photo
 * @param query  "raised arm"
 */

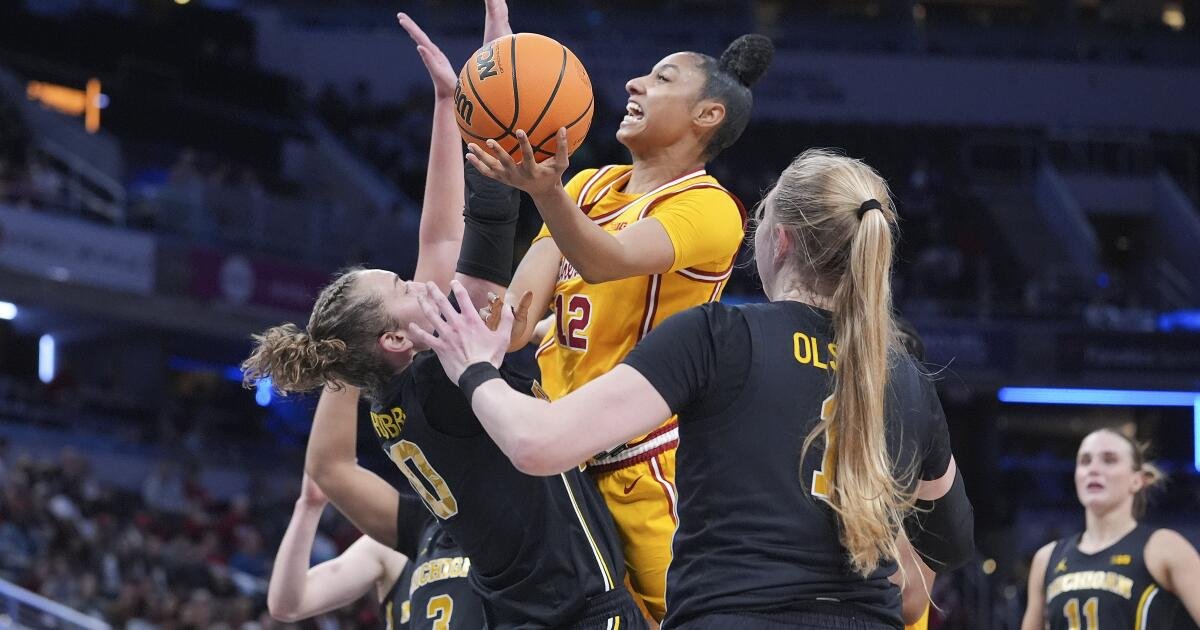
xmin=400 ymin=13 xmax=465 ymax=290
xmin=304 ymin=385 xmax=400 ymax=547
xmin=468 ymin=130 xmax=679 ymax=284
xmin=268 ymin=475 xmax=405 ymax=622
xmin=1021 ymin=542 xmax=1054 ymax=630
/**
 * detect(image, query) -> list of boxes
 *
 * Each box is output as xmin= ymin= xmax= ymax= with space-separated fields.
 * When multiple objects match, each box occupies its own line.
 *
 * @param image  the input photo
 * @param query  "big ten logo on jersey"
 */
xmin=475 ymin=45 xmax=499 ymax=81
xmin=414 ymin=556 xmax=472 ymax=588
xmin=371 ymin=407 xmax=406 ymax=441
xmin=453 ymin=80 xmax=474 ymax=125
xmin=793 ymin=331 xmax=837 ymax=371
xmin=1110 ymin=554 xmax=1132 ymax=566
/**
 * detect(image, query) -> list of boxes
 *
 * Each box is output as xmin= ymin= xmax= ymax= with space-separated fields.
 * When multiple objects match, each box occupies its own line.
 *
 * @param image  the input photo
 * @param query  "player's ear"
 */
xmin=692 ymin=99 xmax=726 ymax=131
xmin=379 ymin=331 xmax=413 ymax=354
xmin=772 ymin=222 xmax=793 ymax=265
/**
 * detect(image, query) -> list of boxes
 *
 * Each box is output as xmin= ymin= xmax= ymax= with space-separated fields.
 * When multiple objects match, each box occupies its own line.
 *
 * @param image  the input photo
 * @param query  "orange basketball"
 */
xmin=455 ymin=33 xmax=593 ymax=164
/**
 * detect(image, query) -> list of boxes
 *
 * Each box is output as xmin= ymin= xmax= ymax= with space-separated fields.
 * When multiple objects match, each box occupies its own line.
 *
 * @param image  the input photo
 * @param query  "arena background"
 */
xmin=0 ymin=0 xmax=1197 ymax=628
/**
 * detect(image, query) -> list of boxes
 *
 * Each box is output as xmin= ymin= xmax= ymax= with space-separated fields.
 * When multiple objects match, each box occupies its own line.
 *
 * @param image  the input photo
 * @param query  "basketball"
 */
xmin=455 ymin=32 xmax=593 ymax=164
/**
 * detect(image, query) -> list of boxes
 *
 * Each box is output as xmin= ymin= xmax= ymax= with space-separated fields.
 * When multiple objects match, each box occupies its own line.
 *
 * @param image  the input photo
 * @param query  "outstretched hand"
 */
xmin=408 ymin=281 xmax=513 ymax=384
xmin=397 ymin=13 xmax=457 ymax=100
xmin=466 ymin=128 xmax=570 ymax=197
xmin=483 ymin=0 xmax=513 ymax=44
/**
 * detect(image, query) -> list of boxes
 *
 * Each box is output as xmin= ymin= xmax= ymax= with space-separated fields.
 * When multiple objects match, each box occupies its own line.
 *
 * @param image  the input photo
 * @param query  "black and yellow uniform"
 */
xmin=382 ymin=561 xmax=413 ymax=630
xmin=371 ymin=353 xmax=646 ymax=629
xmin=393 ymin=493 xmax=485 ymax=630
xmin=1043 ymin=525 xmax=1196 ymax=630
xmin=621 ymin=301 xmax=962 ymax=629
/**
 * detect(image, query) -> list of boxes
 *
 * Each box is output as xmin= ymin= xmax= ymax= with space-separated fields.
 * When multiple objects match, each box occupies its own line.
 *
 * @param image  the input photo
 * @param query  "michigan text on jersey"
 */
xmin=1046 ymin=571 xmax=1135 ymax=600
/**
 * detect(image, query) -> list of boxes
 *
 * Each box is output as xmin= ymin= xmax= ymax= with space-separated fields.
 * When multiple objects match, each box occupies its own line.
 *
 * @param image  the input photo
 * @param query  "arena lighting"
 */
xmin=0 ymin=301 xmax=17 ymax=320
xmin=26 ymin=79 xmax=105 ymax=133
xmin=1162 ymin=2 xmax=1185 ymax=31
xmin=997 ymin=387 xmax=1200 ymax=473
xmin=38 ymin=334 xmax=55 ymax=384
xmin=255 ymin=377 xmax=273 ymax=407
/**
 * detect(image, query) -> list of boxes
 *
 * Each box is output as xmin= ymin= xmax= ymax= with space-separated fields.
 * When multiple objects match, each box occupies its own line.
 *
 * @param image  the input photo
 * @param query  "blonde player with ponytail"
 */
xmin=1022 ymin=429 xmax=1200 ymax=630
xmin=409 ymin=149 xmax=975 ymax=628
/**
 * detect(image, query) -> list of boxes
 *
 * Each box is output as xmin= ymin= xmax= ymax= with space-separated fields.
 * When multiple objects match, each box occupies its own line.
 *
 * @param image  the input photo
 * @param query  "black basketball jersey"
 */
xmin=369 ymin=351 xmax=629 ymax=629
xmin=1043 ymin=525 xmax=1196 ymax=630
xmin=391 ymin=491 xmax=486 ymax=630
xmin=382 ymin=561 xmax=412 ymax=630
xmin=622 ymin=301 xmax=954 ymax=628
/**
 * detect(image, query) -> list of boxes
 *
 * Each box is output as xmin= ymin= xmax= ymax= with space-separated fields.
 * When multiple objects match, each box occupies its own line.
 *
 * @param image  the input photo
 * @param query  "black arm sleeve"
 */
xmin=455 ymin=162 xmax=521 ymax=286
xmin=904 ymin=469 xmax=975 ymax=571
xmin=622 ymin=303 xmax=750 ymax=419
xmin=393 ymin=492 xmax=433 ymax=558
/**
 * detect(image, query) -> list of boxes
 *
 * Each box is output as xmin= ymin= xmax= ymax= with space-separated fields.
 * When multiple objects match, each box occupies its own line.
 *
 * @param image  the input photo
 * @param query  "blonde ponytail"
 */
xmin=770 ymin=149 xmax=913 ymax=575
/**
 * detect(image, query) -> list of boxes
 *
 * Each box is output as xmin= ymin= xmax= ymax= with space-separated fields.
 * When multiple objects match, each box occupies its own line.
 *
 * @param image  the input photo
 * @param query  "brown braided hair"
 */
xmin=242 ymin=267 xmax=399 ymax=399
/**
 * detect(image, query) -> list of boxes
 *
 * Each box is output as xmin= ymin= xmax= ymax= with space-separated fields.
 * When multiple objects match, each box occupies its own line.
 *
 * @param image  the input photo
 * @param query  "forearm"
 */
xmin=268 ymin=501 xmax=324 ymax=620
xmin=413 ymin=98 xmax=466 ymax=288
xmin=530 ymin=186 xmax=628 ymax=283
xmin=469 ymin=380 xmax=571 ymax=474
xmin=305 ymin=386 xmax=360 ymax=481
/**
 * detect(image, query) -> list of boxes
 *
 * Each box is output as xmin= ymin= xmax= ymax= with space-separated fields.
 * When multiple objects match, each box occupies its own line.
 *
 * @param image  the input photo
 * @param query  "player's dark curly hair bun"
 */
xmin=718 ymin=34 xmax=774 ymax=88
xmin=695 ymin=34 xmax=774 ymax=160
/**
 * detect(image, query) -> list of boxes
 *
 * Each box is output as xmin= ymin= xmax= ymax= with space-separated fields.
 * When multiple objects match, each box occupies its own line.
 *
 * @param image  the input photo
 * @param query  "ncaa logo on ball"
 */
xmin=475 ymin=45 xmax=499 ymax=81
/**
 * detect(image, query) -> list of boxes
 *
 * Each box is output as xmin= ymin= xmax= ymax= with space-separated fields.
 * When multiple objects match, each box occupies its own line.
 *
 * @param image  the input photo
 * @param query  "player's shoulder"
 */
xmin=565 ymin=164 xmax=631 ymax=191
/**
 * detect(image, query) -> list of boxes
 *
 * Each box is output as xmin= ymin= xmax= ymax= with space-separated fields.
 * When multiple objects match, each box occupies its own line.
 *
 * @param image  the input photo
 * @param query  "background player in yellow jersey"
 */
xmin=467 ymin=24 xmax=774 ymax=620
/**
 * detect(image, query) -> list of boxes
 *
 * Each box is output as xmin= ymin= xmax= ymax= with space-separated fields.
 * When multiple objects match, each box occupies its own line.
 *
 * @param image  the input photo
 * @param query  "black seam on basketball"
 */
xmin=456 ymin=118 xmax=514 ymax=144
xmin=523 ymin=46 xmax=568 ymax=142
xmin=533 ymin=97 xmax=594 ymax=153
xmin=508 ymin=35 xmax=520 ymax=131
xmin=464 ymin=55 xmax=514 ymax=134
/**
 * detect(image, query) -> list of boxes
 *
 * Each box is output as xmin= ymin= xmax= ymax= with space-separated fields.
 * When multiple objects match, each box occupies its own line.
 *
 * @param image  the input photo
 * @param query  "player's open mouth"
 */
xmin=1085 ymin=481 xmax=1104 ymax=491
xmin=622 ymin=101 xmax=644 ymax=126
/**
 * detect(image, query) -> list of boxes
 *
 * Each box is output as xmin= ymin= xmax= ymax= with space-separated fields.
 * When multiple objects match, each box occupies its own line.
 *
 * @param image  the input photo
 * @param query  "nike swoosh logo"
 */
xmin=623 ymin=475 xmax=644 ymax=494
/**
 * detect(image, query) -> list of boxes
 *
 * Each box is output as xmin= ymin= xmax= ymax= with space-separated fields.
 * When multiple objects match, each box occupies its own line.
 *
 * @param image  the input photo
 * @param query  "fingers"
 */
xmin=407 ymin=321 xmax=443 ymax=352
xmin=484 ymin=292 xmax=503 ymax=331
xmin=397 ymin=13 xmax=433 ymax=48
xmin=448 ymin=280 xmax=480 ymax=327
xmin=466 ymin=143 xmax=505 ymax=175
xmin=497 ymin=291 xmax=516 ymax=334
xmin=515 ymin=130 xmax=537 ymax=167
xmin=553 ymin=127 xmax=570 ymax=172
xmin=413 ymin=287 xmax=452 ymax=339
xmin=514 ymin=290 xmax=534 ymax=323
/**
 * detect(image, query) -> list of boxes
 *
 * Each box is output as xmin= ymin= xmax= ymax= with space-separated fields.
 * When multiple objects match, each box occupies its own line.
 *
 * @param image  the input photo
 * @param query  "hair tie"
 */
xmin=857 ymin=199 xmax=882 ymax=219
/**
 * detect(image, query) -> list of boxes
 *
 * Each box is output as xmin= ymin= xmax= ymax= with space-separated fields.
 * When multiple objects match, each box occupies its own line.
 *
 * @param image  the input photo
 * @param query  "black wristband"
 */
xmin=458 ymin=362 xmax=502 ymax=402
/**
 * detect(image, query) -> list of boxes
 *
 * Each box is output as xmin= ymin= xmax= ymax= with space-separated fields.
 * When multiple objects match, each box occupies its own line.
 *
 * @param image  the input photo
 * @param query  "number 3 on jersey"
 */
xmin=427 ymin=595 xmax=454 ymax=630
xmin=555 ymin=294 xmax=591 ymax=350
xmin=811 ymin=395 xmax=836 ymax=502
xmin=389 ymin=440 xmax=459 ymax=519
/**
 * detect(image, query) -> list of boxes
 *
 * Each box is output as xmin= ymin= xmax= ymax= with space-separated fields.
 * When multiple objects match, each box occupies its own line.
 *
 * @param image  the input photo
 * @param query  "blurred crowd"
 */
xmin=0 ymin=438 xmax=385 ymax=629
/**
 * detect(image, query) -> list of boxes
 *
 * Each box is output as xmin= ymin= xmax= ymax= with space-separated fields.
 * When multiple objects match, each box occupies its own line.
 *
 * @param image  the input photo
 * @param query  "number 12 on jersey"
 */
xmin=554 ymin=294 xmax=591 ymax=350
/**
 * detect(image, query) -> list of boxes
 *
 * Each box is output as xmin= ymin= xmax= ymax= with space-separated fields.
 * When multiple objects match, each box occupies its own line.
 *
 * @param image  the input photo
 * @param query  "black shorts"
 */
xmin=564 ymin=587 xmax=650 ymax=630
xmin=669 ymin=609 xmax=899 ymax=630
